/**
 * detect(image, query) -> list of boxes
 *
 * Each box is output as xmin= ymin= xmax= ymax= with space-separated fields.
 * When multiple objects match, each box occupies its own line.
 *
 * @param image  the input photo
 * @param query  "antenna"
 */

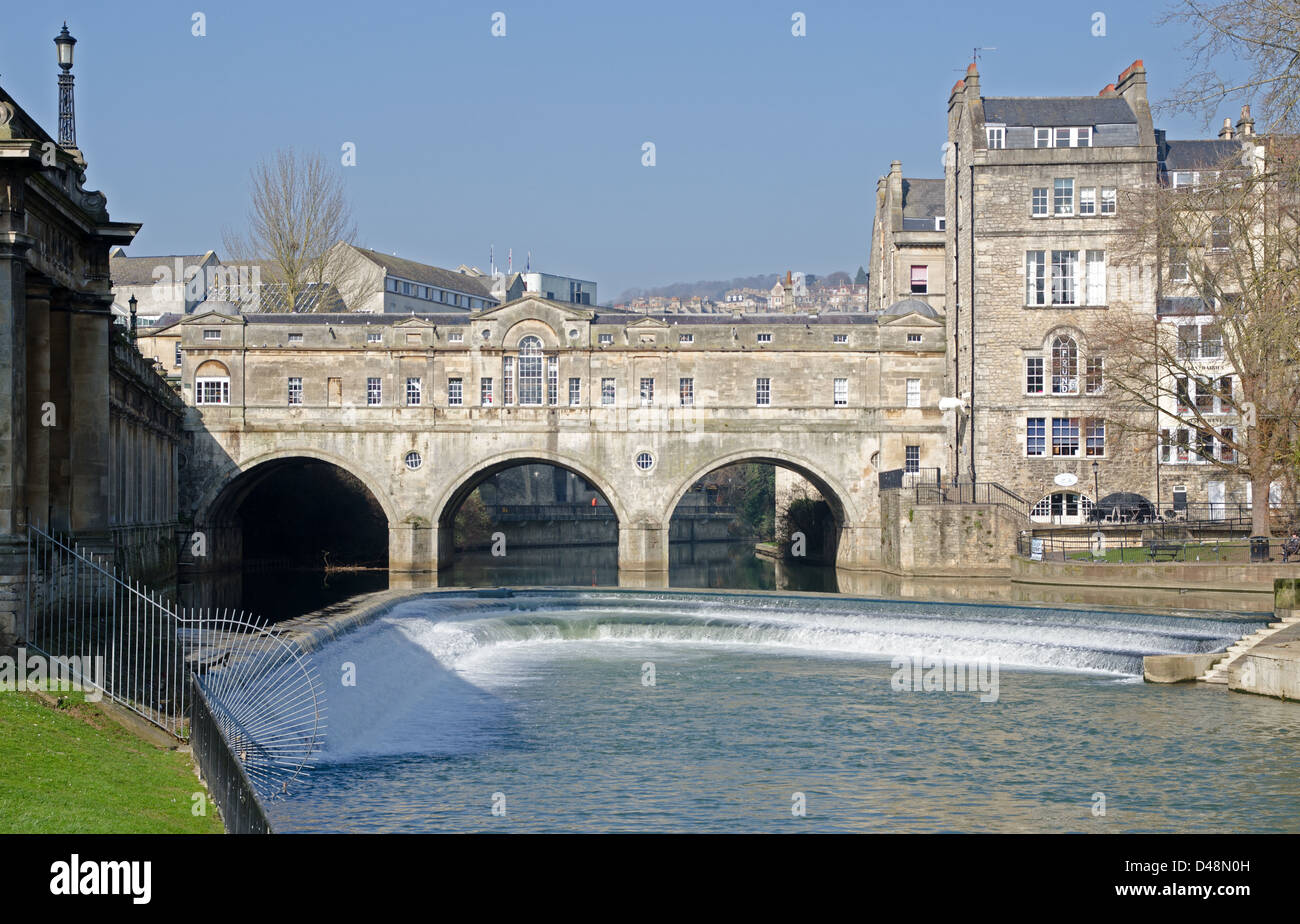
xmin=972 ymin=46 xmax=996 ymax=66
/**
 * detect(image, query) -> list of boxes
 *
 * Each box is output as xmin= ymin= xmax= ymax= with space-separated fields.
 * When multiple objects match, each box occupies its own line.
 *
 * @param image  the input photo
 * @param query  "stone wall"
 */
xmin=879 ymin=489 xmax=1021 ymax=576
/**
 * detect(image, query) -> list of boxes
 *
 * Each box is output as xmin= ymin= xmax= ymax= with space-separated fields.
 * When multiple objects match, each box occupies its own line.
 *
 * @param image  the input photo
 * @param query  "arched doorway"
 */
xmin=1030 ymin=490 xmax=1095 ymax=526
xmin=436 ymin=456 xmax=622 ymax=586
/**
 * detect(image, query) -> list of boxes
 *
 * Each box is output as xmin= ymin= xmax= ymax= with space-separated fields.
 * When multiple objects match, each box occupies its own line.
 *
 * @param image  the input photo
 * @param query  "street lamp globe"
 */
xmin=54 ymin=23 xmax=76 ymax=70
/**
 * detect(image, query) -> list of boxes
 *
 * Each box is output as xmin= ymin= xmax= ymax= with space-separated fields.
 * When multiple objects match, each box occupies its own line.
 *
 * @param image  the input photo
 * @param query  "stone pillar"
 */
xmin=618 ymin=519 xmax=669 ymax=573
xmin=67 ymin=298 xmax=112 ymax=537
xmin=47 ymin=297 xmax=72 ymax=531
xmin=24 ymin=282 xmax=51 ymax=530
xmin=0 ymin=237 xmax=29 ymax=536
xmin=834 ymin=523 xmax=882 ymax=571
xmin=389 ymin=517 xmax=439 ymax=572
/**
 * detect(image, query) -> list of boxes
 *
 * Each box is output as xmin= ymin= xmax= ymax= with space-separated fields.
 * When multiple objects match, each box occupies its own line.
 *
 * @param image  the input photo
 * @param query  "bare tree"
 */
xmin=1089 ymin=141 xmax=1300 ymax=534
xmin=1161 ymin=0 xmax=1300 ymax=132
xmin=223 ymin=148 xmax=357 ymax=312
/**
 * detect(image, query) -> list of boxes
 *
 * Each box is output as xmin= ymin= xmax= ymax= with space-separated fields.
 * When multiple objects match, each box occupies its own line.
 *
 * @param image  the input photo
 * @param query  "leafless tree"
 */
xmin=222 ymin=148 xmax=357 ymax=312
xmin=1161 ymin=0 xmax=1300 ymax=132
xmin=1089 ymin=141 xmax=1300 ymax=534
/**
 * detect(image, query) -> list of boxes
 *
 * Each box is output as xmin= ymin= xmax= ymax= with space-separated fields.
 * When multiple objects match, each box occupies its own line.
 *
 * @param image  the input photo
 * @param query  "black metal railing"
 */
xmin=1018 ymin=530 xmax=1296 ymax=564
xmin=189 ymin=676 xmax=274 ymax=834
xmin=914 ymin=481 xmax=1031 ymax=519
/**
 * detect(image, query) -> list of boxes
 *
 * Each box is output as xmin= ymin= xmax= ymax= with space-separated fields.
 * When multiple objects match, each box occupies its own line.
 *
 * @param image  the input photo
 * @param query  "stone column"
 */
xmin=67 ymin=296 xmax=112 ymax=541
xmin=389 ymin=517 xmax=436 ymax=572
xmin=618 ymin=518 xmax=669 ymax=573
xmin=0 ymin=234 xmax=29 ymax=536
xmin=47 ymin=296 xmax=72 ymax=531
xmin=25 ymin=282 xmax=51 ymax=530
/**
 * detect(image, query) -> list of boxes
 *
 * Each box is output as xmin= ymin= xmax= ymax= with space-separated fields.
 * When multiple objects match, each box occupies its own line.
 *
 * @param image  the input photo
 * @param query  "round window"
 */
xmin=568 ymin=328 xmax=579 ymax=339
xmin=404 ymin=450 xmax=423 ymax=470
xmin=635 ymin=451 xmax=655 ymax=471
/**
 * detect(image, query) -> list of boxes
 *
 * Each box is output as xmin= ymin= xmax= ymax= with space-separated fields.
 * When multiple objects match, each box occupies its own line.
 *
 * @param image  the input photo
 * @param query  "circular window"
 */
xmin=568 ymin=328 xmax=579 ymax=339
xmin=404 ymin=451 xmax=423 ymax=470
xmin=480 ymin=328 xmax=491 ymax=340
xmin=635 ymin=451 xmax=655 ymax=471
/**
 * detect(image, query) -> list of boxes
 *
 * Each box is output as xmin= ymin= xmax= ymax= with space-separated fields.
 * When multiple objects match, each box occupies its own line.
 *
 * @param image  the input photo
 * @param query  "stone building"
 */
xmin=935 ymin=59 xmax=1254 ymax=523
xmin=868 ymin=161 xmax=947 ymax=315
xmin=0 ymin=74 xmax=179 ymax=649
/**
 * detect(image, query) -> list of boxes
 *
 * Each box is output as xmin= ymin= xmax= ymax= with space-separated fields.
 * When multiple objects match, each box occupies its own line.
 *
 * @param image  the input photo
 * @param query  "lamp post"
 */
xmin=54 ymin=23 xmax=77 ymax=148
xmin=128 ymin=294 xmax=137 ymax=341
xmin=1092 ymin=460 xmax=1100 ymax=523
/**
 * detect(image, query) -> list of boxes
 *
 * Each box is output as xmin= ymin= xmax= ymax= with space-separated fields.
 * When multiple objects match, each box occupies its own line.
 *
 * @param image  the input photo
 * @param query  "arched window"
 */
xmin=1051 ymin=335 xmax=1078 ymax=394
xmin=194 ymin=360 xmax=230 ymax=406
xmin=1031 ymin=491 xmax=1094 ymax=524
xmin=517 ymin=336 xmax=544 ymax=406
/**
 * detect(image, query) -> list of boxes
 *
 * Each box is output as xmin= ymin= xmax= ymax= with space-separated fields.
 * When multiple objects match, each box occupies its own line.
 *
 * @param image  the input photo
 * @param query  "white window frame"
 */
xmin=639 ymin=377 xmax=655 ymax=407
xmin=1079 ymin=187 xmax=1096 ymax=215
xmin=448 ymin=331 xmax=464 ymax=343
xmin=679 ymin=333 xmax=694 ymax=343
xmin=1031 ymin=187 xmax=1049 ymax=217
xmin=1100 ymin=187 xmax=1117 ymax=215
xmin=203 ymin=329 xmax=221 ymax=341
xmin=287 ymin=376 xmax=302 ymax=406
xmin=833 ymin=333 xmax=848 ymax=344
xmin=602 ymin=377 xmax=616 ymax=406
xmin=569 ymin=377 xmax=581 ymax=406
xmin=756 ymin=377 xmax=771 ymax=407
xmin=448 ymin=377 xmax=463 ymax=406
xmin=366 ymin=330 xmax=382 ymax=343
xmin=1026 ymin=417 xmax=1046 ymax=456
xmin=480 ymin=377 xmax=494 ymax=406
xmin=906 ymin=378 xmax=921 ymax=408
xmin=757 ymin=332 xmax=772 ymax=343
xmin=405 ymin=377 xmax=422 ymax=406
xmin=679 ymin=377 xmax=694 ymax=407
xmin=195 ymin=377 xmax=230 ymax=405
xmin=1053 ymin=178 xmax=1074 ymax=216
xmin=986 ymin=125 xmax=1006 ymax=149
xmin=834 ymin=377 xmax=848 ymax=406
xmin=288 ymin=332 xmax=303 ymax=344
xmin=367 ymin=377 xmax=382 ymax=406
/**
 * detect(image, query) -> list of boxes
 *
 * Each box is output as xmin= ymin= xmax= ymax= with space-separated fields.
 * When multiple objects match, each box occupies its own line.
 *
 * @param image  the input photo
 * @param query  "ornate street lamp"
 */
xmin=54 ymin=23 xmax=77 ymax=147
xmin=128 ymin=294 xmax=138 ymax=340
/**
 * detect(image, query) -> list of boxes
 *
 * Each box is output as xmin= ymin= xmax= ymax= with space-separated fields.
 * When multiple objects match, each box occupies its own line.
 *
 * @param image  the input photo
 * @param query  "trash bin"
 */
xmin=1251 ymin=536 xmax=1270 ymax=562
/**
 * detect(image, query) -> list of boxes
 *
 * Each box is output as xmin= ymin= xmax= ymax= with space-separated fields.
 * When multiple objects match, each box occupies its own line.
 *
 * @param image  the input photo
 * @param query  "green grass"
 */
xmin=0 ymin=690 xmax=224 ymax=834
xmin=1065 ymin=543 xmax=1254 ymax=563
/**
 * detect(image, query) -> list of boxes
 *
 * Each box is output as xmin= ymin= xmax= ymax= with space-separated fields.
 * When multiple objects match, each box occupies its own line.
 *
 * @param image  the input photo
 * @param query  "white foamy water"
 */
xmin=313 ymin=591 xmax=1262 ymax=762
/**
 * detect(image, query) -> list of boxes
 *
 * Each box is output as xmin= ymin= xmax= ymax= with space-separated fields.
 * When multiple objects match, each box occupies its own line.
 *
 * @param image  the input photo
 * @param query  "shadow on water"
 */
xmin=177 ymin=566 xmax=389 ymax=624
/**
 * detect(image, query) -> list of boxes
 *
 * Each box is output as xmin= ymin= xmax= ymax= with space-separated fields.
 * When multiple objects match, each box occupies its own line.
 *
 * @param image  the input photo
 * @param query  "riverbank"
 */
xmin=0 ymin=689 xmax=224 ymax=834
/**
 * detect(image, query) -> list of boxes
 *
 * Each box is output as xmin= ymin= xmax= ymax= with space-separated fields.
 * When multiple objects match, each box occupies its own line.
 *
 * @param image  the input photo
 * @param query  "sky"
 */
xmin=1 ymin=0 xmax=1226 ymax=300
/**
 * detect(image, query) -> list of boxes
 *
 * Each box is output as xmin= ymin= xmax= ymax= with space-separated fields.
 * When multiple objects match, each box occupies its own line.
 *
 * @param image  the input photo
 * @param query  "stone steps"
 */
xmin=1200 ymin=613 xmax=1300 ymax=684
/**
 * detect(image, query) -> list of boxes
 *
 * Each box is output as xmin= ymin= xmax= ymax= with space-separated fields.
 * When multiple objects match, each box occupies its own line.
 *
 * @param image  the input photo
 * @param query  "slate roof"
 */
xmin=110 ymin=253 xmax=215 ymax=287
xmin=901 ymin=178 xmax=945 ymax=220
xmin=353 ymin=247 xmax=497 ymax=300
xmin=982 ymin=97 xmax=1137 ymax=126
xmin=1160 ymin=138 xmax=1241 ymax=171
xmin=227 ymin=310 xmax=875 ymax=326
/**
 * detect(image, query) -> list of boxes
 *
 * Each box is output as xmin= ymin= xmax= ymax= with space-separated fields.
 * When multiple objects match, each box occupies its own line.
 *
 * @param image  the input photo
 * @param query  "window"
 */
xmin=1026 ymin=356 xmax=1044 ymax=394
xmin=1032 ymin=187 xmax=1049 ymax=216
xmin=288 ymin=332 xmax=303 ymax=344
xmin=1026 ymin=251 xmax=1047 ymax=305
xmin=1051 ymin=336 xmax=1078 ymax=393
xmin=480 ymin=377 xmax=493 ymax=406
xmin=757 ymin=332 xmax=772 ymax=343
xmin=1178 ymin=324 xmax=1223 ymax=360
xmin=906 ymin=378 xmax=921 ymax=408
xmin=679 ymin=377 xmax=694 ymax=406
xmin=987 ymin=125 xmax=1005 ymax=149
xmin=513 ymin=336 xmax=543 ymax=405
xmin=367 ymin=377 xmax=382 ymax=406
xmin=402 ymin=282 xmax=412 ymax=296
xmin=1175 ymin=376 xmax=1190 ymax=413
xmin=448 ymin=331 xmax=464 ymax=343
xmin=910 ymin=265 xmax=928 ymax=294
xmin=547 ymin=355 xmax=558 ymax=406
xmin=405 ymin=378 xmax=422 ymax=406
xmin=756 ymin=377 xmax=771 ymax=406
xmin=569 ymin=377 xmax=581 ymax=406
xmin=635 ymin=451 xmax=655 ymax=471
xmin=203 ymin=329 xmax=221 ymax=341
xmin=1100 ymin=188 xmax=1117 ymax=215
xmin=1160 ymin=428 xmax=1172 ymax=463
xmin=1053 ymin=178 xmax=1074 ymax=216
xmin=1217 ymin=375 xmax=1233 ymax=411
xmin=1035 ymin=128 xmax=1052 ymax=148
xmin=1086 ymin=250 xmax=1106 ymax=305
xmin=1197 ymin=430 xmax=1215 ymax=462
xmin=834 ymin=378 xmax=848 ymax=406
xmin=367 ymin=330 xmax=382 ymax=343
xmin=195 ymin=378 xmax=229 ymax=405
xmin=1027 ymin=418 xmax=1046 ymax=456
xmin=679 ymin=333 xmax=694 ymax=343
xmin=1085 ymin=357 xmax=1104 ymax=394
xmin=602 ymin=378 xmax=616 ymax=406
xmin=174 ymin=342 xmax=182 ymax=367
xmin=640 ymin=377 xmax=655 ymax=407
xmin=599 ymin=333 xmax=614 ymax=346
xmin=907 ymin=333 xmax=922 ymax=344
xmin=386 ymin=278 xmax=398 ymax=293
xmin=1052 ymin=417 xmax=1080 ymax=456
xmin=1079 ymin=187 xmax=1096 ymax=215
xmin=1051 ymin=250 xmax=1079 ymax=305
xmin=1085 ymin=419 xmax=1106 ymax=456
xmin=833 ymin=333 xmax=848 ymax=344
xmin=448 ymin=378 xmax=463 ymax=406
xmin=1040 ymin=126 xmax=1091 ymax=147
xmin=405 ymin=450 xmax=422 ymax=470
xmin=1209 ymin=217 xmax=1230 ymax=252
xmin=287 ymin=377 xmax=302 ymax=406
xmin=503 ymin=357 xmax=514 ymax=404
xmin=1219 ymin=427 xmax=1235 ymax=463
xmin=905 ymin=445 xmax=920 ymax=473
xmin=1170 ymin=248 xmax=1190 ymax=283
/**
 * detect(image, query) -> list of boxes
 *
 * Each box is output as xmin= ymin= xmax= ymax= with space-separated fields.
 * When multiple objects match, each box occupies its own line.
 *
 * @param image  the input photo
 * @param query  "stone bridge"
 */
xmin=166 ymin=293 xmax=949 ymax=578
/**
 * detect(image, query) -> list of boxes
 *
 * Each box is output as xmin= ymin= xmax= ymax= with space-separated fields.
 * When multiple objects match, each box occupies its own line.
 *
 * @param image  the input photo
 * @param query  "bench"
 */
xmin=1147 ymin=542 xmax=1183 ymax=561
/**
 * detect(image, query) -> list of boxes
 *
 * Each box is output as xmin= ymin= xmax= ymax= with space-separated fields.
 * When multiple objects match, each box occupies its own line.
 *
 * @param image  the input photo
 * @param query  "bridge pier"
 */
xmin=834 ymin=523 xmax=882 ymax=572
xmin=618 ymin=519 xmax=669 ymax=573
xmin=389 ymin=519 xmax=451 ymax=572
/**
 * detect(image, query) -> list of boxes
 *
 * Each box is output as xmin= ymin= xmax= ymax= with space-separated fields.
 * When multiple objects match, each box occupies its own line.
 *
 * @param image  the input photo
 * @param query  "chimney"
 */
xmin=1218 ymin=117 xmax=1235 ymax=140
xmin=888 ymin=160 xmax=904 ymax=229
xmin=783 ymin=271 xmax=794 ymax=313
xmin=964 ymin=61 xmax=980 ymax=97
xmin=1236 ymin=104 xmax=1255 ymax=137
xmin=1115 ymin=59 xmax=1155 ymax=147
xmin=1098 ymin=83 xmax=1117 ymax=97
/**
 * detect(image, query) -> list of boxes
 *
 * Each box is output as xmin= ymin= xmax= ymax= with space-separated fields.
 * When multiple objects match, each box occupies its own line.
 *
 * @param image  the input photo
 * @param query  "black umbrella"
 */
xmin=1096 ymin=492 xmax=1155 ymax=522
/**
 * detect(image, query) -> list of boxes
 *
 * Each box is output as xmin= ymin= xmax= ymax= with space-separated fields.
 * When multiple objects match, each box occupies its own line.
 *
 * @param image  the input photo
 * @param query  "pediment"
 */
xmin=625 ymin=316 xmax=670 ymax=329
xmin=183 ymin=309 xmax=243 ymax=325
xmin=471 ymin=291 xmax=594 ymax=322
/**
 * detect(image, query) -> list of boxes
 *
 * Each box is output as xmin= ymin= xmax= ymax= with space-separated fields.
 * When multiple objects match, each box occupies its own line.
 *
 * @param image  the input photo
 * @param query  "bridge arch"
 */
xmin=663 ymin=449 xmax=862 ymax=527
xmin=434 ymin=449 xmax=630 ymax=530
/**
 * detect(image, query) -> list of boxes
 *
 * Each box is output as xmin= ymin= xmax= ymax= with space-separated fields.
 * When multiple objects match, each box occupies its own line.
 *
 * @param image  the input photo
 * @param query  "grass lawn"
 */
xmin=0 ymin=690 xmax=224 ymax=834
xmin=1065 ymin=543 xmax=1254 ymax=563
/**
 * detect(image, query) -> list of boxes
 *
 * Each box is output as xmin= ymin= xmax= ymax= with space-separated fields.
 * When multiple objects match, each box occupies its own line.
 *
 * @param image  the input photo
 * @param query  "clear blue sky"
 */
xmin=2 ymin=1 xmax=1218 ymax=300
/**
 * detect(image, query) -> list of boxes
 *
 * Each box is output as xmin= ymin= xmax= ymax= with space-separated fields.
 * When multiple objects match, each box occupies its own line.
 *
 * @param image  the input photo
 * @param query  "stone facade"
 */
xmin=175 ymin=292 xmax=949 ymax=576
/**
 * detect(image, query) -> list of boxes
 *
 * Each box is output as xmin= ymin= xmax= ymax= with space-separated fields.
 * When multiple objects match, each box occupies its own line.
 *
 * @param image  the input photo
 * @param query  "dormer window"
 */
xmin=1036 ymin=127 xmax=1092 ymax=148
xmin=986 ymin=125 xmax=1005 ymax=149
